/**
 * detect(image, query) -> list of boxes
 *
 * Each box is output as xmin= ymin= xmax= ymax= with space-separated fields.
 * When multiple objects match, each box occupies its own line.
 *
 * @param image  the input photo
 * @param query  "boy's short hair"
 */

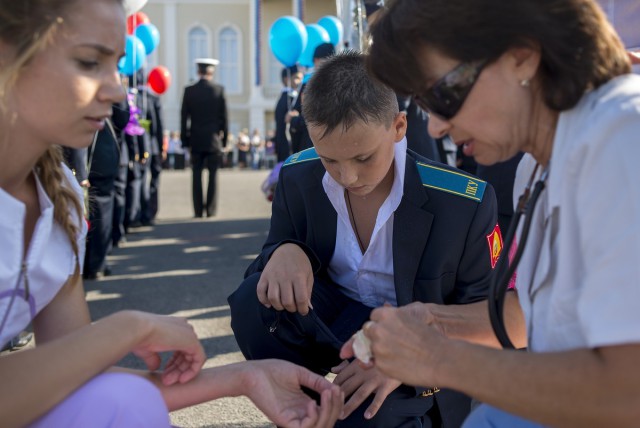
xmin=302 ymin=50 xmax=399 ymax=140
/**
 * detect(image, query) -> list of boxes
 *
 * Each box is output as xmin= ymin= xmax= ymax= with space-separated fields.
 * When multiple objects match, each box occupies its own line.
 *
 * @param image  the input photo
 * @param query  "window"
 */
xmin=188 ymin=26 xmax=209 ymax=82
xmin=218 ymin=26 xmax=241 ymax=93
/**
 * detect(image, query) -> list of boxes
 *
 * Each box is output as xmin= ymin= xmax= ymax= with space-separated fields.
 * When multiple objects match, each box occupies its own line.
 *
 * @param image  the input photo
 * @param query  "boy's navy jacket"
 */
xmin=245 ymin=148 xmax=501 ymax=307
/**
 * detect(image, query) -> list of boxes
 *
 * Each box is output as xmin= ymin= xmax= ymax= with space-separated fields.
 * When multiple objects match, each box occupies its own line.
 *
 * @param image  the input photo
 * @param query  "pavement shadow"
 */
xmin=84 ymin=217 xmax=270 ymax=369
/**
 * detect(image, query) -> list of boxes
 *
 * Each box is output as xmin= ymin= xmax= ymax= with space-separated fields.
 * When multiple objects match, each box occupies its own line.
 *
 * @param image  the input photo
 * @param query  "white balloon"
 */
xmin=123 ymin=0 xmax=149 ymax=16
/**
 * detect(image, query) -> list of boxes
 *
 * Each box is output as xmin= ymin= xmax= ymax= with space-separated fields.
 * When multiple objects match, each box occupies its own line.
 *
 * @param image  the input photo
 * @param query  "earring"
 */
xmin=520 ymin=79 xmax=530 ymax=87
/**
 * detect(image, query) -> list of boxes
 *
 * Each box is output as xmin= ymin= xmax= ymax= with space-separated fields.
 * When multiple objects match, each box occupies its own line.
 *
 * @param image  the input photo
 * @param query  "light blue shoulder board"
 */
xmin=415 ymin=162 xmax=486 ymax=202
xmin=282 ymin=147 xmax=319 ymax=167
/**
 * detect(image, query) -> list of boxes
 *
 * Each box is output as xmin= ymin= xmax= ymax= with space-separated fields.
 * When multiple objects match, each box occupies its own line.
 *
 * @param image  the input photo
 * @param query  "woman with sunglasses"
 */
xmin=0 ymin=0 xmax=343 ymax=426
xmin=341 ymin=0 xmax=640 ymax=426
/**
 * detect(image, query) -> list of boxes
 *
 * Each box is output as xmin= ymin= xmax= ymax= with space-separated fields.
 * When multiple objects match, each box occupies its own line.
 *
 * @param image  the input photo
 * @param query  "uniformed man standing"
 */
xmin=180 ymin=58 xmax=228 ymax=218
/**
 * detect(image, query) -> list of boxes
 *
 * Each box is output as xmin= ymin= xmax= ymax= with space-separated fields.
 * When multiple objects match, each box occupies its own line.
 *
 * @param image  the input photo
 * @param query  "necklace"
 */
xmin=345 ymin=190 xmax=366 ymax=254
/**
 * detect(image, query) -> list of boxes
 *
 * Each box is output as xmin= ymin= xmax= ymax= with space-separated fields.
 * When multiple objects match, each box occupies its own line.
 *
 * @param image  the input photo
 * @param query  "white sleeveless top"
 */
xmin=0 ymin=164 xmax=87 ymax=347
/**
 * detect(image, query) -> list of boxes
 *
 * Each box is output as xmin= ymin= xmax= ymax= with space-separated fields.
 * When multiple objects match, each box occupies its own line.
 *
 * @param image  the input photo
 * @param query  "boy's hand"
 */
xmin=331 ymin=359 xmax=401 ymax=420
xmin=285 ymin=110 xmax=300 ymax=124
xmin=257 ymin=243 xmax=314 ymax=315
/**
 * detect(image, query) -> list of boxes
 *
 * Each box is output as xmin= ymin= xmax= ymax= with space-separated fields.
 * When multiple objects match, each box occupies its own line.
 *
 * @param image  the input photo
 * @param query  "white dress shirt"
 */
xmin=322 ymin=138 xmax=407 ymax=308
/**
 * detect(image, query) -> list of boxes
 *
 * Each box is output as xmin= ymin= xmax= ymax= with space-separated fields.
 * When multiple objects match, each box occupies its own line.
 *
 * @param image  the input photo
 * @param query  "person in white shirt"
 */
xmin=342 ymin=0 xmax=640 ymax=426
xmin=228 ymin=51 xmax=517 ymax=428
xmin=0 ymin=0 xmax=342 ymax=426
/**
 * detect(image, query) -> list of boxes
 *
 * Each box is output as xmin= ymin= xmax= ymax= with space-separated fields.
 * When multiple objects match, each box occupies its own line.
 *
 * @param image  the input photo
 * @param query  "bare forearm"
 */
xmin=431 ymin=293 xmax=526 ymax=348
xmin=142 ymin=362 xmax=249 ymax=411
xmin=437 ymin=341 xmax=640 ymax=427
xmin=0 ymin=311 xmax=150 ymax=427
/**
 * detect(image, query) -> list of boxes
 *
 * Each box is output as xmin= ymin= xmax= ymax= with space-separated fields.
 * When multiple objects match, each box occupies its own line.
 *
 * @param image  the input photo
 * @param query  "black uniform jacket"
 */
xmin=180 ymin=78 xmax=228 ymax=153
xmin=245 ymin=148 xmax=501 ymax=307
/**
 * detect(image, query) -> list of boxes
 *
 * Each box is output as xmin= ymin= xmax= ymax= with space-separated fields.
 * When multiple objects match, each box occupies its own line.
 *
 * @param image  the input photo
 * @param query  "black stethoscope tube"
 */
xmin=489 ymin=167 xmax=548 ymax=349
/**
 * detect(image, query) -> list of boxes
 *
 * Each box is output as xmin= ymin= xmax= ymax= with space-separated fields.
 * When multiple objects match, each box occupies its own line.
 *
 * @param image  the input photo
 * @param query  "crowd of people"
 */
xmin=2 ymin=0 xmax=640 ymax=427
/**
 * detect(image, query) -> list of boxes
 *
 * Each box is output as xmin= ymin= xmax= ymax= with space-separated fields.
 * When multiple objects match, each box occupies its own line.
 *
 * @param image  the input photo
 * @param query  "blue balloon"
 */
xmin=119 ymin=35 xmax=146 ymax=76
xmin=298 ymin=24 xmax=330 ymax=68
xmin=318 ymin=16 xmax=343 ymax=47
xmin=269 ymin=16 xmax=307 ymax=67
xmin=135 ymin=23 xmax=160 ymax=55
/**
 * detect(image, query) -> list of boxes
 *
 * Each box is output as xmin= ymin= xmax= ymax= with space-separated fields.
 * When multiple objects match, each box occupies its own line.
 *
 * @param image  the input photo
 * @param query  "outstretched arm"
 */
xmin=1 ymin=275 xmax=205 ymax=427
xmin=152 ymin=359 xmax=343 ymax=428
xmin=404 ymin=293 xmax=525 ymax=349
xmin=343 ymin=305 xmax=640 ymax=427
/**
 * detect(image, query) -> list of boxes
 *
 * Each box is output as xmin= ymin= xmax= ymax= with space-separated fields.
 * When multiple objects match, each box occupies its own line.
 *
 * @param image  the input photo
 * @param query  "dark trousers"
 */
xmin=124 ymin=161 xmax=141 ymax=229
xmin=228 ymin=273 xmax=434 ymax=428
xmin=139 ymin=158 xmax=152 ymax=224
xmin=191 ymin=151 xmax=219 ymax=217
xmin=147 ymin=153 xmax=163 ymax=221
xmin=84 ymin=178 xmax=115 ymax=275
xmin=112 ymin=164 xmax=127 ymax=246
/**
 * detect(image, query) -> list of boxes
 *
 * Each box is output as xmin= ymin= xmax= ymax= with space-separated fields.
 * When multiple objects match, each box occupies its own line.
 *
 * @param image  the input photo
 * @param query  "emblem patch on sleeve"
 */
xmin=486 ymin=224 xmax=503 ymax=269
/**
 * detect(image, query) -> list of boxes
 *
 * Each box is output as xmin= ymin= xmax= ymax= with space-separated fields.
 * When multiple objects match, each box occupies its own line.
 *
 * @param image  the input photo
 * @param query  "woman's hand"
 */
xmin=242 ymin=359 xmax=343 ymax=428
xmin=341 ymin=305 xmax=448 ymax=387
xmin=128 ymin=312 xmax=206 ymax=385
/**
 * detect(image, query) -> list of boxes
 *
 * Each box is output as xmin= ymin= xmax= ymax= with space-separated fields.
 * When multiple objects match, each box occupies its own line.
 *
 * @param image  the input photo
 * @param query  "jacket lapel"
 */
xmin=393 ymin=153 xmax=434 ymax=306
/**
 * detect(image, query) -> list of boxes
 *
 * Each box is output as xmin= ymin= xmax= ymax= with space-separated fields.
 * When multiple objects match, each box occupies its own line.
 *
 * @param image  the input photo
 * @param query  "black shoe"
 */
xmin=83 ymin=268 xmax=111 ymax=280
xmin=113 ymin=236 xmax=127 ymax=248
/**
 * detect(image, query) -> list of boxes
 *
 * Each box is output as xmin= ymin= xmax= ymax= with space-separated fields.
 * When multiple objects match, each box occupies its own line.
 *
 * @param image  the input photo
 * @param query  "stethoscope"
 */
xmin=489 ymin=162 xmax=550 ymax=349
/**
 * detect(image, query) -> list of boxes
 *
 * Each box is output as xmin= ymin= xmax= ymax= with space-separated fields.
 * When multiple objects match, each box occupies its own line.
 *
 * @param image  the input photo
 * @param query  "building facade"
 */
xmin=142 ymin=0 xmax=338 ymax=138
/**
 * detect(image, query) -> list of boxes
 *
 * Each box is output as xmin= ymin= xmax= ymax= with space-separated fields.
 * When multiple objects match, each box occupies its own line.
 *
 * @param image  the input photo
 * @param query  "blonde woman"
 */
xmin=0 ymin=0 xmax=341 ymax=426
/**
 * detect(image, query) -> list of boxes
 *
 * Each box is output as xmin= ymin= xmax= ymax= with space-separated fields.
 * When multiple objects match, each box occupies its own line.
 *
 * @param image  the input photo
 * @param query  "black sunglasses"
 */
xmin=413 ymin=59 xmax=487 ymax=120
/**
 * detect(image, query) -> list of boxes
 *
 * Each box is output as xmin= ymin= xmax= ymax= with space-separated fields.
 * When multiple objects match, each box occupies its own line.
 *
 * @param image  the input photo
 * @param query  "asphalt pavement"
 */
xmin=84 ymin=167 xmax=276 ymax=428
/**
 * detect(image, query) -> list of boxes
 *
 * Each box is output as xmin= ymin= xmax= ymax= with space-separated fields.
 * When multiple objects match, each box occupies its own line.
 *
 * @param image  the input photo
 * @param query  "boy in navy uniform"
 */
xmin=229 ymin=52 xmax=502 ymax=428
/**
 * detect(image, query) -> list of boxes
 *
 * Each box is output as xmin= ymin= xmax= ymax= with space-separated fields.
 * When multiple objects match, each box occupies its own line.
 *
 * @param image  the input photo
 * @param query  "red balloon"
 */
xmin=147 ymin=66 xmax=171 ymax=94
xmin=127 ymin=12 xmax=150 ymax=35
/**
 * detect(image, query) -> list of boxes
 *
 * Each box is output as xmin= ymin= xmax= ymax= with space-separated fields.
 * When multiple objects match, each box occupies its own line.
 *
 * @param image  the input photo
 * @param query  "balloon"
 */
xmin=119 ymin=35 xmax=146 ymax=76
xmin=269 ymin=16 xmax=307 ymax=67
xmin=127 ymin=11 xmax=149 ymax=35
xmin=298 ymin=24 xmax=330 ymax=68
xmin=123 ymin=0 xmax=149 ymax=16
xmin=147 ymin=66 xmax=171 ymax=94
xmin=318 ymin=16 xmax=343 ymax=47
xmin=135 ymin=23 xmax=160 ymax=55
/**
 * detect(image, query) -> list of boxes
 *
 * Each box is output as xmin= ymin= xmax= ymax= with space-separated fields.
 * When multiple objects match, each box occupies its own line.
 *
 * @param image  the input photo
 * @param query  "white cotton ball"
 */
xmin=352 ymin=329 xmax=372 ymax=364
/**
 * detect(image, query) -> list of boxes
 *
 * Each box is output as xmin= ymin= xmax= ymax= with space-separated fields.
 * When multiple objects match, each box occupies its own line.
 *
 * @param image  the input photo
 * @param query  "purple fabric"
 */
xmin=0 ymin=288 xmax=37 ymax=320
xmin=28 ymin=372 xmax=171 ymax=428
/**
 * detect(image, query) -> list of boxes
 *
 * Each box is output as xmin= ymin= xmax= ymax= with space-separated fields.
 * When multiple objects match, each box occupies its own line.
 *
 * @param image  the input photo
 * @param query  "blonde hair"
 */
xmin=38 ymin=147 xmax=85 ymax=261
xmin=0 ymin=1 xmax=104 ymax=264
